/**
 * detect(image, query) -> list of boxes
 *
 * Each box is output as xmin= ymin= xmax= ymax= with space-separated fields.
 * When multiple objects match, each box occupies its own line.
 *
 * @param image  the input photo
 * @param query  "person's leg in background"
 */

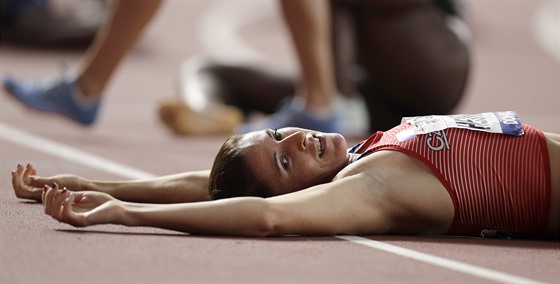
xmin=236 ymin=0 xmax=341 ymax=133
xmin=157 ymin=57 xmax=296 ymax=135
xmin=159 ymin=0 xmax=342 ymax=135
xmin=3 ymin=0 xmax=163 ymax=125
xmin=76 ymin=0 xmax=162 ymax=105
xmin=161 ymin=0 xmax=469 ymax=136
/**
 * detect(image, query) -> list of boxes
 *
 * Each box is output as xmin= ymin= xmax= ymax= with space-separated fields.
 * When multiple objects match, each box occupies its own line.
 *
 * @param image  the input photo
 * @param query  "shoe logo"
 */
xmin=426 ymin=130 xmax=450 ymax=151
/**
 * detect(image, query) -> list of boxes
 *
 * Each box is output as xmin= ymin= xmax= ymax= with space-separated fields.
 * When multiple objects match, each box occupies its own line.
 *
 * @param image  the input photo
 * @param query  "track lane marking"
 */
xmin=0 ymin=122 xmax=155 ymax=180
xmin=337 ymin=236 xmax=544 ymax=284
xmin=0 ymin=121 xmax=545 ymax=284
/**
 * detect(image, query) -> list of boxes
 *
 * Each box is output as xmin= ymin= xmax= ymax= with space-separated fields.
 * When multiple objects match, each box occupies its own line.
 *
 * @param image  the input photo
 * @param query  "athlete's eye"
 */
xmin=273 ymin=128 xmax=283 ymax=141
xmin=280 ymin=154 xmax=290 ymax=170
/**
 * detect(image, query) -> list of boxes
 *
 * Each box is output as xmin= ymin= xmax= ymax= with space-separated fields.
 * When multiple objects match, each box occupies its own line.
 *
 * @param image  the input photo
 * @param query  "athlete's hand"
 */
xmin=42 ymin=183 xmax=123 ymax=227
xmin=12 ymin=164 xmax=43 ymax=201
xmin=11 ymin=163 xmax=86 ymax=201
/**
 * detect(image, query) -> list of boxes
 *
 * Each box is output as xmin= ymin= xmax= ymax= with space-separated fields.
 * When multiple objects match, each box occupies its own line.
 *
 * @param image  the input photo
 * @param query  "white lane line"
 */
xmin=337 ymin=236 xmax=544 ymax=284
xmin=0 ymin=122 xmax=155 ymax=180
xmin=0 ymin=122 xmax=544 ymax=284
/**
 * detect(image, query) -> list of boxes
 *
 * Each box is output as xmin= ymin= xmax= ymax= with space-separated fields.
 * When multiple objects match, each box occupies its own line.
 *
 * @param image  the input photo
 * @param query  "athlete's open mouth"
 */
xmin=313 ymin=135 xmax=324 ymax=158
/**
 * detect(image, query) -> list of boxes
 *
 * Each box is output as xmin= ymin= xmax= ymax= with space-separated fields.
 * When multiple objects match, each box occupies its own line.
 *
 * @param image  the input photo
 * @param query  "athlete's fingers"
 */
xmin=51 ymin=188 xmax=69 ymax=221
xmin=23 ymin=163 xmax=34 ymax=177
xmin=11 ymin=168 xmax=20 ymax=189
xmin=42 ymin=183 xmax=58 ymax=215
xmin=27 ymin=164 xmax=37 ymax=177
xmin=22 ymin=164 xmax=42 ymax=186
xmin=60 ymin=193 xmax=86 ymax=227
xmin=41 ymin=185 xmax=48 ymax=208
xmin=42 ymin=185 xmax=52 ymax=214
xmin=15 ymin=164 xmax=24 ymax=175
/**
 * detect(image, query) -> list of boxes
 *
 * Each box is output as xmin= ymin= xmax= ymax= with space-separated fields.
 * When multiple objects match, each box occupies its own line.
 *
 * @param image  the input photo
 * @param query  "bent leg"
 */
xmin=195 ymin=62 xmax=296 ymax=115
xmin=158 ymin=58 xmax=297 ymax=135
xmin=195 ymin=62 xmax=341 ymax=134
xmin=342 ymin=1 xmax=470 ymax=131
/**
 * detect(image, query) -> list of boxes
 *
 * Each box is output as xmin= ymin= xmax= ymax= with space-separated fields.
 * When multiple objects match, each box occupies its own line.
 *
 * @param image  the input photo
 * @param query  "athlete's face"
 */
xmin=240 ymin=127 xmax=350 ymax=196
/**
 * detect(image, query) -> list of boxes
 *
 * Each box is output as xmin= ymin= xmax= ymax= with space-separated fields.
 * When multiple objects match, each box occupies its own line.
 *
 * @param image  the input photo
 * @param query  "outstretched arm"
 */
xmin=42 ymin=173 xmax=391 ymax=237
xmin=12 ymin=164 xmax=210 ymax=203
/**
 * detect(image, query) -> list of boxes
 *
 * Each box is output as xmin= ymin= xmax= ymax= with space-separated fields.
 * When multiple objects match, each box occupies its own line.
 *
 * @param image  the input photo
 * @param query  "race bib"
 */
xmin=396 ymin=111 xmax=524 ymax=142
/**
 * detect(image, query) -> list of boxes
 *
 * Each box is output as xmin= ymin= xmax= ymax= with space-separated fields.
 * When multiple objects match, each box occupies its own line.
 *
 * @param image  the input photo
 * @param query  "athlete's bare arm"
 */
xmin=40 ymin=149 xmax=459 ymax=237
xmin=11 ymin=164 xmax=211 ymax=203
xmin=40 ymin=171 xmax=392 ymax=236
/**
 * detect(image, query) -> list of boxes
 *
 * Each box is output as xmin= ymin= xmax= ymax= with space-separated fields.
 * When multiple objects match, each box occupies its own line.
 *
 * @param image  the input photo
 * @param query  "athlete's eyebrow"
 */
xmin=266 ymin=129 xmax=282 ymax=175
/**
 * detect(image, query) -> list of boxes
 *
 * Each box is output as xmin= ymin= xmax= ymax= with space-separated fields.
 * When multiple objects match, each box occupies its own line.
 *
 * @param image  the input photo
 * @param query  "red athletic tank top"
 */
xmin=348 ymin=123 xmax=551 ymax=237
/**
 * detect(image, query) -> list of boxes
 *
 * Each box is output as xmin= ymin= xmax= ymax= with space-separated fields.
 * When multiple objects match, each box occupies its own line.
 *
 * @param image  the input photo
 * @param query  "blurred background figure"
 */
xmin=0 ymin=0 xmax=108 ymax=47
xmin=2 ymin=0 xmax=470 ymax=136
xmin=2 ymin=0 xmax=162 ymax=126
xmin=2 ymin=0 xmax=341 ymax=134
xmin=162 ymin=0 xmax=471 ymax=135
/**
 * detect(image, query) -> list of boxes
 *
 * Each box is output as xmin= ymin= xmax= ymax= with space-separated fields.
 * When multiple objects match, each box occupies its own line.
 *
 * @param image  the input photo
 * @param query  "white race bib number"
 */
xmin=397 ymin=111 xmax=524 ymax=141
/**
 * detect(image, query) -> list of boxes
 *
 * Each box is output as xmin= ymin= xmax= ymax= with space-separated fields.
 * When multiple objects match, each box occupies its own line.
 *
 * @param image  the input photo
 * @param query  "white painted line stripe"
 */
xmin=0 ymin=122 xmax=155 ymax=180
xmin=0 ymin=122 xmax=544 ymax=284
xmin=337 ymin=236 xmax=544 ymax=284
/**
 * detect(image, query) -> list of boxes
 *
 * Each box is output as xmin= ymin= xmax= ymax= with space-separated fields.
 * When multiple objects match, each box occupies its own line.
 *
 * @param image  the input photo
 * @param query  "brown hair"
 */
xmin=208 ymin=135 xmax=272 ymax=200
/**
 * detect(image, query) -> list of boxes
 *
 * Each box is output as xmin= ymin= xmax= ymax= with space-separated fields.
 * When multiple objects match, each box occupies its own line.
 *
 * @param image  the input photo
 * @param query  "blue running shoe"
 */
xmin=2 ymin=75 xmax=100 ymax=125
xmin=238 ymin=97 xmax=341 ymax=134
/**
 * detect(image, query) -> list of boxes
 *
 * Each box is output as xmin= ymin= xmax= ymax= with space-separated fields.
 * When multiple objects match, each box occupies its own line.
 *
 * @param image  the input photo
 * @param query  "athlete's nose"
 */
xmin=283 ymin=131 xmax=306 ymax=151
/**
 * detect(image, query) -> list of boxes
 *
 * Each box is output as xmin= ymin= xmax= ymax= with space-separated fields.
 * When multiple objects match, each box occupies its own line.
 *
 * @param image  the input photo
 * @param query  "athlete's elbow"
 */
xmin=247 ymin=202 xmax=283 ymax=237
xmin=228 ymin=200 xmax=276 ymax=237
xmin=254 ymin=202 xmax=306 ymax=237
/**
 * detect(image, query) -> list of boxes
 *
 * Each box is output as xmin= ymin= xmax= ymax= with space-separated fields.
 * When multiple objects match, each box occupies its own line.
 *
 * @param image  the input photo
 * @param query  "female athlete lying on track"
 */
xmin=10 ymin=112 xmax=560 ymax=239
